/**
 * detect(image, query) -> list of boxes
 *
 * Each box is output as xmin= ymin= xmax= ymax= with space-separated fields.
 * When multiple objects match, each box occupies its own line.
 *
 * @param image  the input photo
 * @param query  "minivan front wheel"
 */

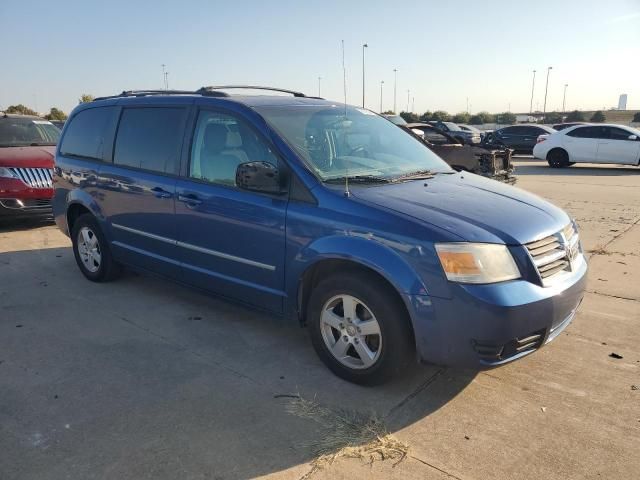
xmin=308 ymin=272 xmax=413 ymax=385
xmin=71 ymin=214 xmax=121 ymax=282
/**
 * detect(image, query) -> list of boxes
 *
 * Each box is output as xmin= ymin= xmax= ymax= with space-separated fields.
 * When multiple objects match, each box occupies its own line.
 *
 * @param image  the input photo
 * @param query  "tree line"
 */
xmin=2 ymin=94 xmax=95 ymax=121
xmin=396 ymin=109 xmax=631 ymax=125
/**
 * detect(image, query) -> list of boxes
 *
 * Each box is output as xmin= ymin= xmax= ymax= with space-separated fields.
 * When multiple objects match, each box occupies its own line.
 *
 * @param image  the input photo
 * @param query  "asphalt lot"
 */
xmin=1 ymin=157 xmax=639 ymax=480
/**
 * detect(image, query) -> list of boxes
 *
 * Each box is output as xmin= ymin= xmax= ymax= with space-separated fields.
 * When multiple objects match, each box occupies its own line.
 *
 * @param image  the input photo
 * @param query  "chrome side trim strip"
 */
xmin=176 ymin=240 xmax=275 ymax=271
xmin=111 ymin=223 xmax=275 ymax=271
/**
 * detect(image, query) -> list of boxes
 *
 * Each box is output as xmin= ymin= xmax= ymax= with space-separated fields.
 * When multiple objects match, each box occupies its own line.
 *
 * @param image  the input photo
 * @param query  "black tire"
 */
xmin=307 ymin=271 xmax=414 ymax=385
xmin=547 ymin=149 xmax=570 ymax=168
xmin=71 ymin=213 xmax=121 ymax=282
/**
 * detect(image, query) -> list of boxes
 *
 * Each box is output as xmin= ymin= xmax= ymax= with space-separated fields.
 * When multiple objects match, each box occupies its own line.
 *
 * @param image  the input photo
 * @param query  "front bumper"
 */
xmin=406 ymin=255 xmax=587 ymax=368
xmin=0 ymin=178 xmax=53 ymax=218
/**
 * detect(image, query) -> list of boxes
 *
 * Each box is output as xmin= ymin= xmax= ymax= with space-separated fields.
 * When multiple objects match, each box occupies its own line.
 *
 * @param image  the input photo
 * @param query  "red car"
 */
xmin=0 ymin=114 xmax=60 ymax=218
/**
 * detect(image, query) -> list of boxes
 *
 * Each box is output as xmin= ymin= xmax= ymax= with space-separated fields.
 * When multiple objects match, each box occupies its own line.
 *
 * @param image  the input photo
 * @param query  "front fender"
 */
xmin=291 ymin=234 xmax=430 ymax=297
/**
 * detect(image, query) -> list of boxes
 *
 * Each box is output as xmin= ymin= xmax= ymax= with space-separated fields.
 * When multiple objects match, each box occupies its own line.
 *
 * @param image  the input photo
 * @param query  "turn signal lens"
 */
xmin=435 ymin=243 xmax=521 ymax=284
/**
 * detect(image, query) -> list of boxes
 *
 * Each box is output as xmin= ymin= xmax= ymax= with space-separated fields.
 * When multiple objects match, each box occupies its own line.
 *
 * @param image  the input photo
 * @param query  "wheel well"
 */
xmin=297 ymin=259 xmax=415 ymax=342
xmin=547 ymin=147 xmax=568 ymax=160
xmin=66 ymin=204 xmax=91 ymax=233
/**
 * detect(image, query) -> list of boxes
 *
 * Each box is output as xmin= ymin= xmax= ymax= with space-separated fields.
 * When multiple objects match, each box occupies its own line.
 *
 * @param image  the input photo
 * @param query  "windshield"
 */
xmin=0 ymin=118 xmax=61 ymax=147
xmin=460 ymin=124 xmax=480 ymax=133
xmin=442 ymin=122 xmax=462 ymax=132
xmin=255 ymin=105 xmax=452 ymax=181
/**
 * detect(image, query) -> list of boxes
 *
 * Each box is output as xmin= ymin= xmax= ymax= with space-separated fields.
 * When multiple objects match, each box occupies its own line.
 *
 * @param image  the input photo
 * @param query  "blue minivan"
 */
xmin=53 ymin=86 xmax=587 ymax=384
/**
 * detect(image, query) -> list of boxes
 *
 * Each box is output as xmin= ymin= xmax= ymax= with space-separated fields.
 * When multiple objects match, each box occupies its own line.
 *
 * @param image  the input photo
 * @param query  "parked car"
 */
xmin=382 ymin=114 xmax=407 ymax=126
xmin=405 ymin=123 xmax=515 ymax=183
xmin=458 ymin=124 xmax=487 ymax=140
xmin=533 ymin=124 xmax=640 ymax=167
xmin=429 ymin=121 xmax=481 ymax=145
xmin=0 ymin=113 xmax=59 ymax=218
xmin=53 ymin=87 xmax=587 ymax=384
xmin=552 ymin=122 xmax=585 ymax=131
xmin=491 ymin=124 xmax=557 ymax=154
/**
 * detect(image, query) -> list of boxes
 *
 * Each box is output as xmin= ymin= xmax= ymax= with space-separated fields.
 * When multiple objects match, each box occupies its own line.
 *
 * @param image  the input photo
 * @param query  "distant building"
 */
xmin=618 ymin=94 xmax=628 ymax=111
xmin=515 ymin=114 xmax=539 ymax=123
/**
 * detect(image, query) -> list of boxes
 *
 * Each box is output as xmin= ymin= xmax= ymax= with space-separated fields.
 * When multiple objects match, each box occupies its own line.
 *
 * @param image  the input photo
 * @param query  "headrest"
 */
xmin=226 ymin=131 xmax=242 ymax=148
xmin=203 ymin=123 xmax=228 ymax=152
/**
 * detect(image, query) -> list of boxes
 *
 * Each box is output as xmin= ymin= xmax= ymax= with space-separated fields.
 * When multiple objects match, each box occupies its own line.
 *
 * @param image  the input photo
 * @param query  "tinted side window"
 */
xmin=567 ymin=126 xmax=602 ymax=139
xmin=420 ymin=129 xmax=452 ymax=145
xmin=60 ymin=107 xmax=117 ymax=160
xmin=607 ymin=127 xmax=632 ymax=140
xmin=113 ymin=107 xmax=187 ymax=174
xmin=500 ymin=126 xmax=522 ymax=135
xmin=190 ymin=110 xmax=279 ymax=187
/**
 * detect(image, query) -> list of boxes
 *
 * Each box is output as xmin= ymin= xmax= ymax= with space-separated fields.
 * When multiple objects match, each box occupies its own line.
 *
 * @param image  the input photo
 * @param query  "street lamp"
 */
xmin=542 ymin=66 xmax=552 ymax=122
xmin=529 ymin=69 xmax=536 ymax=114
xmin=379 ymin=80 xmax=384 ymax=113
xmin=318 ymin=76 xmax=322 ymax=97
xmin=161 ymin=64 xmax=167 ymax=90
xmin=393 ymin=68 xmax=398 ymax=113
xmin=407 ymin=89 xmax=410 ymax=112
xmin=362 ymin=43 xmax=368 ymax=108
xmin=562 ymin=84 xmax=568 ymax=114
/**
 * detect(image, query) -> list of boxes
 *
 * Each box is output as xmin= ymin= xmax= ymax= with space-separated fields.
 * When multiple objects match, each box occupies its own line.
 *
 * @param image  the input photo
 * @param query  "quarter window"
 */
xmin=60 ymin=107 xmax=118 ymax=160
xmin=113 ymin=107 xmax=187 ymax=174
xmin=189 ymin=111 xmax=279 ymax=187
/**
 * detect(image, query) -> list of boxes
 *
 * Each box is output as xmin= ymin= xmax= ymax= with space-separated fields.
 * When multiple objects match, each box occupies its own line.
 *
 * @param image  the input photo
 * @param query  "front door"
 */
xmin=100 ymin=106 xmax=188 ymax=278
xmin=175 ymin=108 xmax=288 ymax=313
xmin=563 ymin=126 xmax=602 ymax=162
xmin=597 ymin=127 xmax=640 ymax=165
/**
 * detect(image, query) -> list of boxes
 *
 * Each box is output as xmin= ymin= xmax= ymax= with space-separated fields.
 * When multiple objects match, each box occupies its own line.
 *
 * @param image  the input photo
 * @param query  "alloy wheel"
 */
xmin=77 ymin=226 xmax=102 ymax=273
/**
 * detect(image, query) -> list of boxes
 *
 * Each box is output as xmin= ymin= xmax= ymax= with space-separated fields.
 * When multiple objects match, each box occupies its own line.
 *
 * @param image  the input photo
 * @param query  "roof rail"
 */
xmin=198 ymin=85 xmax=307 ymax=97
xmin=93 ymin=89 xmax=229 ymax=101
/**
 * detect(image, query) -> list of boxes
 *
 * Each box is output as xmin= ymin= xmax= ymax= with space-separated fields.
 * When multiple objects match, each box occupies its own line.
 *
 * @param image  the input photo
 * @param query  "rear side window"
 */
xmin=60 ymin=107 xmax=117 ymax=160
xmin=501 ymin=126 xmax=523 ymax=135
xmin=113 ymin=107 xmax=187 ymax=174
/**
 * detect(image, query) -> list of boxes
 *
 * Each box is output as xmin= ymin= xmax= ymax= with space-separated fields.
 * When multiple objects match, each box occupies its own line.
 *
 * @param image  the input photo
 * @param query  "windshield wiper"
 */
xmin=324 ymin=175 xmax=391 ymax=184
xmin=391 ymin=169 xmax=455 ymax=181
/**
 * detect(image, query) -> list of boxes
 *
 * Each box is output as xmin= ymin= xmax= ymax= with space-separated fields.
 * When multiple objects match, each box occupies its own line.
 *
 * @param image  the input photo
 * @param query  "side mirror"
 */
xmin=628 ymin=134 xmax=638 ymax=141
xmin=236 ymin=161 xmax=284 ymax=194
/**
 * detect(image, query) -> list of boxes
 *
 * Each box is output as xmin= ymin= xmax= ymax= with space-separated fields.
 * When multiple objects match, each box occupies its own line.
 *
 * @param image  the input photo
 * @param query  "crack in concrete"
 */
xmin=586 ymin=290 xmax=639 ymax=303
xmin=385 ymin=368 xmax=446 ymax=419
xmin=409 ymin=454 xmax=465 ymax=479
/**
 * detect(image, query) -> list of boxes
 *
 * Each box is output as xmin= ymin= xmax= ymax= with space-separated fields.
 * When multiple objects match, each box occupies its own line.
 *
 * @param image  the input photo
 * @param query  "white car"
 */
xmin=533 ymin=124 xmax=640 ymax=167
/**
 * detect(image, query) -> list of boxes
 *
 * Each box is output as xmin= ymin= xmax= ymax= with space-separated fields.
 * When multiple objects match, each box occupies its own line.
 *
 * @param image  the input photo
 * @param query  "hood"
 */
xmin=351 ymin=172 xmax=569 ymax=245
xmin=0 ymin=146 xmax=55 ymax=168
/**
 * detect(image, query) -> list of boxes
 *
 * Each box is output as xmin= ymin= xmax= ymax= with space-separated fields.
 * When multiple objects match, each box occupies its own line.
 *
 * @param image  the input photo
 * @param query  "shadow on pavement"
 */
xmin=514 ymin=163 xmax=640 ymax=176
xmin=0 ymin=216 xmax=54 ymax=233
xmin=0 ymin=246 xmax=476 ymax=479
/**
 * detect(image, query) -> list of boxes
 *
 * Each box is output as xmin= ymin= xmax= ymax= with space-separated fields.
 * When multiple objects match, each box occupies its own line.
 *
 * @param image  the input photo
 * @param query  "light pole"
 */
xmin=362 ymin=43 xmax=368 ymax=108
xmin=412 ymin=97 xmax=415 ymax=113
xmin=161 ymin=64 xmax=167 ymax=90
xmin=379 ymin=80 xmax=384 ymax=112
xmin=529 ymin=69 xmax=536 ymax=114
xmin=562 ymin=84 xmax=568 ymax=114
xmin=393 ymin=68 xmax=398 ymax=113
xmin=318 ymin=76 xmax=322 ymax=97
xmin=542 ymin=66 xmax=552 ymax=122
xmin=466 ymin=97 xmax=469 ymax=114
xmin=407 ymin=90 xmax=410 ymax=112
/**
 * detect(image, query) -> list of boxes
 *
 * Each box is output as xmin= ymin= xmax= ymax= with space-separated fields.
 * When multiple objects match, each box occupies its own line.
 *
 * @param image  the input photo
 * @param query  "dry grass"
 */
xmin=285 ymin=396 xmax=408 ymax=479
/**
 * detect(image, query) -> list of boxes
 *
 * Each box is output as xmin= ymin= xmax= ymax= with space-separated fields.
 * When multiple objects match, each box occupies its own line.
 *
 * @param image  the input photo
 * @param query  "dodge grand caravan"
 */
xmin=53 ymin=86 xmax=587 ymax=384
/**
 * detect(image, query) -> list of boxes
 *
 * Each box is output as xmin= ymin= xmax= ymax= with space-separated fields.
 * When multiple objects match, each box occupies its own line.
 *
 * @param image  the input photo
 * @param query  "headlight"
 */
xmin=435 ymin=243 xmax=521 ymax=284
xmin=0 ymin=167 xmax=18 ymax=178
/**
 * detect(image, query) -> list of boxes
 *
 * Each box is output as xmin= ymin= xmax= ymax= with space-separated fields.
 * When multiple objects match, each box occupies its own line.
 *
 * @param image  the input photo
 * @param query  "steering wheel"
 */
xmin=348 ymin=145 xmax=370 ymax=157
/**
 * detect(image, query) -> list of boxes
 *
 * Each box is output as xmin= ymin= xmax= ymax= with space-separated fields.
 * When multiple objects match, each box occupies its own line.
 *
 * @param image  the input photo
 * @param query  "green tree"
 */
xmin=419 ymin=111 xmax=433 ymax=122
xmin=452 ymin=112 xmax=471 ymax=124
xmin=590 ymin=110 xmax=606 ymax=122
xmin=5 ymin=104 xmax=38 ymax=116
xmin=399 ymin=111 xmax=419 ymax=123
xmin=44 ymin=107 xmax=67 ymax=121
xmin=565 ymin=110 xmax=585 ymax=122
xmin=495 ymin=112 xmax=516 ymax=124
xmin=543 ymin=111 xmax=563 ymax=124
xmin=79 ymin=94 xmax=94 ymax=104
xmin=381 ymin=110 xmax=395 ymax=115
xmin=469 ymin=111 xmax=494 ymax=125
xmin=431 ymin=110 xmax=451 ymax=122
xmin=632 ymin=112 xmax=640 ymax=122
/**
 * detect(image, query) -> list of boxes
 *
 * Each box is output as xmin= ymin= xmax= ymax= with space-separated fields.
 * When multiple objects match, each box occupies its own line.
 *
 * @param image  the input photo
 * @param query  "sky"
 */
xmin=1 ymin=0 xmax=639 ymax=116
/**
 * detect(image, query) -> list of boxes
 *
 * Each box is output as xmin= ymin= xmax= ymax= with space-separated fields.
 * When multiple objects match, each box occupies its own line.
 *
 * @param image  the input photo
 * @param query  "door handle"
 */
xmin=151 ymin=186 xmax=173 ymax=199
xmin=177 ymin=193 xmax=203 ymax=207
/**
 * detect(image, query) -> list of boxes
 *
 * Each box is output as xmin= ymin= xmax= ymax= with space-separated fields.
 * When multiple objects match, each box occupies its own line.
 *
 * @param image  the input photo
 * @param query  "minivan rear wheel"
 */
xmin=307 ymin=272 xmax=413 ymax=385
xmin=71 ymin=213 xmax=121 ymax=282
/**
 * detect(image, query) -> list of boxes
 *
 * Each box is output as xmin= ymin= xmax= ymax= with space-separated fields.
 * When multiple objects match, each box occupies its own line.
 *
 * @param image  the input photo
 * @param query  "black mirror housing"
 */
xmin=236 ymin=161 xmax=284 ymax=194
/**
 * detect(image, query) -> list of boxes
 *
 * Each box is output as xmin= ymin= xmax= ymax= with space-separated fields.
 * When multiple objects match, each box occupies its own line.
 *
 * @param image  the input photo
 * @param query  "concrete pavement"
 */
xmin=0 ymin=159 xmax=638 ymax=479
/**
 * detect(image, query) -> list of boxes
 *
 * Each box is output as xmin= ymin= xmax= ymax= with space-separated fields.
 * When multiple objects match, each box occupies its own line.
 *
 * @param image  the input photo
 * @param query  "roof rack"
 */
xmin=199 ymin=85 xmax=307 ymax=97
xmin=93 ymin=85 xmax=309 ymax=102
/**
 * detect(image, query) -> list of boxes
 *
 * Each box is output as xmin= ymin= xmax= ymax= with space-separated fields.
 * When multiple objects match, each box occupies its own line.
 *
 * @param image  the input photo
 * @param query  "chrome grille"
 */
xmin=9 ymin=167 xmax=54 ymax=189
xmin=525 ymin=223 xmax=580 ymax=283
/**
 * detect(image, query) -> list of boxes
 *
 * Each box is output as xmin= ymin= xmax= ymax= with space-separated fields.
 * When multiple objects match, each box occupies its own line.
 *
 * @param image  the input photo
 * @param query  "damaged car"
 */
xmin=405 ymin=123 xmax=515 ymax=184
